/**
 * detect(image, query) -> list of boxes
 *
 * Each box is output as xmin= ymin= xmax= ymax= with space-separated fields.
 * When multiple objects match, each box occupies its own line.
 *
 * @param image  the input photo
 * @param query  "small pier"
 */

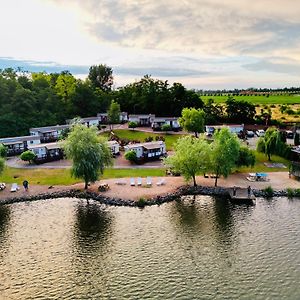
xmin=228 ymin=187 xmax=256 ymax=205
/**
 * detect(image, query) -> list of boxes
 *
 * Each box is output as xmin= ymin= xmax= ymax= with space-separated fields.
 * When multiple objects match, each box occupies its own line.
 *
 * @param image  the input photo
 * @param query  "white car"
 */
xmin=256 ymin=129 xmax=265 ymax=137
xmin=246 ymin=130 xmax=255 ymax=138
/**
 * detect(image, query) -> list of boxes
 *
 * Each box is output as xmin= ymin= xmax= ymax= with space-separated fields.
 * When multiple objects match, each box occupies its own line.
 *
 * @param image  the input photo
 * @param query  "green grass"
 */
xmin=201 ymin=94 xmax=300 ymax=105
xmin=101 ymin=129 xmax=183 ymax=150
xmin=236 ymin=151 xmax=290 ymax=173
xmin=0 ymin=166 xmax=166 ymax=185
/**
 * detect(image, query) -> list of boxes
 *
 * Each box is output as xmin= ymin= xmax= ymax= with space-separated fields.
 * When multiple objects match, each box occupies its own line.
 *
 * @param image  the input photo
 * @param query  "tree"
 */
xmin=124 ymin=150 xmax=137 ymax=162
xmin=107 ymin=100 xmax=120 ymax=129
xmin=0 ymin=157 xmax=4 ymax=176
xmin=20 ymin=150 xmax=36 ymax=164
xmin=163 ymin=136 xmax=210 ymax=186
xmin=236 ymin=147 xmax=256 ymax=168
xmin=88 ymin=64 xmax=113 ymax=91
xmin=179 ymin=108 xmax=205 ymax=137
xmin=0 ymin=144 xmax=7 ymax=158
xmin=161 ymin=124 xmax=172 ymax=133
xmin=256 ymin=128 xmax=286 ymax=161
xmin=210 ymin=128 xmax=240 ymax=186
xmin=128 ymin=121 xmax=137 ymax=130
xmin=64 ymin=125 xmax=113 ymax=189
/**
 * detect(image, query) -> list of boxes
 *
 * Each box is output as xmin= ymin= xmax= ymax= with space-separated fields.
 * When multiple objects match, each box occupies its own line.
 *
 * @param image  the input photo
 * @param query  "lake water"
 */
xmin=0 ymin=196 xmax=299 ymax=299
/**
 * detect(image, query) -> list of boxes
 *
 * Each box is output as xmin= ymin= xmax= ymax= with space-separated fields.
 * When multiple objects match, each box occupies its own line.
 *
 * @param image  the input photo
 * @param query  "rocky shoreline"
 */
xmin=0 ymin=185 xmax=296 ymax=207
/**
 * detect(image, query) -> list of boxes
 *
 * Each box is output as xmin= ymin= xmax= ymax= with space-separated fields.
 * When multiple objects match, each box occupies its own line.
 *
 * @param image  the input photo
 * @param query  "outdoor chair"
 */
xmin=156 ymin=178 xmax=166 ymax=186
xmin=10 ymin=183 xmax=19 ymax=192
xmin=0 ymin=183 xmax=6 ymax=191
xmin=130 ymin=178 xmax=135 ymax=186
xmin=115 ymin=179 xmax=126 ymax=185
xmin=137 ymin=177 xmax=142 ymax=186
xmin=146 ymin=177 xmax=152 ymax=187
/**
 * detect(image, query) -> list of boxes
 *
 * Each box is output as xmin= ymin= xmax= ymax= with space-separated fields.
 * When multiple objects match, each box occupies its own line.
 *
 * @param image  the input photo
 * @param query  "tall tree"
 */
xmin=164 ymin=136 xmax=210 ymax=186
xmin=107 ymin=100 xmax=120 ymax=129
xmin=0 ymin=157 xmax=4 ymax=176
xmin=210 ymin=128 xmax=240 ymax=186
xmin=179 ymin=108 xmax=205 ymax=137
xmin=88 ymin=64 xmax=113 ymax=92
xmin=64 ymin=125 xmax=113 ymax=189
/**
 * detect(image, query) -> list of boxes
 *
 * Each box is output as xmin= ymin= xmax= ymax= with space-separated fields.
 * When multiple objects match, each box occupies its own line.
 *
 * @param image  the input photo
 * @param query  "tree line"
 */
xmin=1 ymin=65 xmax=261 ymax=138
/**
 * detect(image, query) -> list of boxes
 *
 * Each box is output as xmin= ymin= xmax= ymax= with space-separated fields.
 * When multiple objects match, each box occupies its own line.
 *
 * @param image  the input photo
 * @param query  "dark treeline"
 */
xmin=0 ymin=66 xmax=202 ymax=137
xmin=0 ymin=65 xmax=269 ymax=138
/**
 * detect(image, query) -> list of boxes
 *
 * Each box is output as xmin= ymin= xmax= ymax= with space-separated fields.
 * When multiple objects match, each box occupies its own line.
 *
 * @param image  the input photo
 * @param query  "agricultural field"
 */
xmin=201 ymin=94 xmax=300 ymax=105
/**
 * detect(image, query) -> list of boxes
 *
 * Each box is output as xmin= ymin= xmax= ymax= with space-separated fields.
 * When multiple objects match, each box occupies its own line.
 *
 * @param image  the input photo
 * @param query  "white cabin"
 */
xmin=28 ymin=142 xmax=63 ymax=163
xmin=30 ymin=125 xmax=69 ymax=143
xmin=107 ymin=141 xmax=120 ymax=155
xmin=128 ymin=114 xmax=155 ymax=126
xmin=124 ymin=141 xmax=166 ymax=160
xmin=151 ymin=117 xmax=180 ymax=131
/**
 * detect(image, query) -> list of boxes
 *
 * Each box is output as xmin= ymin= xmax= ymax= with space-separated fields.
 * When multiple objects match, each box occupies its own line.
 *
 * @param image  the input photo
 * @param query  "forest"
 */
xmin=0 ymin=65 xmax=258 ymax=137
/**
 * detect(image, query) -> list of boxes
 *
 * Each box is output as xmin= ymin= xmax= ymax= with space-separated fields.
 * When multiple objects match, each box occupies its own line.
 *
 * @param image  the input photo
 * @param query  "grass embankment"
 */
xmin=0 ymin=166 xmax=166 ymax=185
xmin=101 ymin=129 xmax=182 ymax=150
xmin=201 ymin=94 xmax=300 ymax=105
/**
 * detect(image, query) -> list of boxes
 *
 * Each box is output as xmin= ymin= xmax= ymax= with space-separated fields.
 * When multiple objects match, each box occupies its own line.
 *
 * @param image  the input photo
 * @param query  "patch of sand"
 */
xmin=0 ymin=172 xmax=299 ymax=203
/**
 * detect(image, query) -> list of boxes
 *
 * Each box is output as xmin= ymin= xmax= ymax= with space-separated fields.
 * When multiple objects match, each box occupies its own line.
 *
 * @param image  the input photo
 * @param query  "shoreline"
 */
xmin=0 ymin=183 xmax=298 ymax=208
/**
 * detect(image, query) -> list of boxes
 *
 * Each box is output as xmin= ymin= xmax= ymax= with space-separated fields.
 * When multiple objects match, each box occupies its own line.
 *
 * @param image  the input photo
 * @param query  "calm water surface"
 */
xmin=0 ymin=196 xmax=299 ymax=299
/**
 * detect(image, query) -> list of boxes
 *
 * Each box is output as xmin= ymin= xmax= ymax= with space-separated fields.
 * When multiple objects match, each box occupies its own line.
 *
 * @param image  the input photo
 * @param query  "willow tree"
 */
xmin=64 ymin=125 xmax=113 ymax=189
xmin=163 ymin=135 xmax=210 ymax=186
xmin=210 ymin=128 xmax=240 ymax=186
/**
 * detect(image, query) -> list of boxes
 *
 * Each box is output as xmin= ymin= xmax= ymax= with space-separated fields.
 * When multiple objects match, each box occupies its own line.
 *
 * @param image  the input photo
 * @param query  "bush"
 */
xmin=124 ymin=150 xmax=137 ymax=162
xmin=161 ymin=124 xmax=172 ymax=132
xmin=155 ymin=136 xmax=165 ymax=141
xmin=287 ymin=188 xmax=295 ymax=198
xmin=145 ymin=136 xmax=154 ymax=142
xmin=20 ymin=150 xmax=36 ymax=164
xmin=137 ymin=197 xmax=146 ymax=207
xmin=128 ymin=121 xmax=138 ymax=129
xmin=0 ymin=144 xmax=7 ymax=158
xmin=263 ymin=186 xmax=274 ymax=198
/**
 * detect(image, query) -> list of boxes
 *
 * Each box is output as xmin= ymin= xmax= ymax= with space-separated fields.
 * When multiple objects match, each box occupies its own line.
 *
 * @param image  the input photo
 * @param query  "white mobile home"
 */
xmin=151 ymin=117 xmax=180 ymax=131
xmin=205 ymin=124 xmax=244 ymax=135
xmin=0 ymin=135 xmax=41 ymax=156
xmin=66 ymin=116 xmax=100 ymax=128
xmin=107 ymin=141 xmax=120 ymax=155
xmin=28 ymin=142 xmax=63 ymax=163
xmin=30 ymin=125 xmax=69 ymax=143
xmin=128 ymin=114 xmax=155 ymax=126
xmin=124 ymin=141 xmax=166 ymax=160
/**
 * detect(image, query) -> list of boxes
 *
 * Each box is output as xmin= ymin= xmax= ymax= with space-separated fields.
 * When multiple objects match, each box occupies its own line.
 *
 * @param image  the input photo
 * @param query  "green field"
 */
xmin=101 ymin=129 xmax=183 ymax=150
xmin=201 ymin=94 xmax=300 ymax=105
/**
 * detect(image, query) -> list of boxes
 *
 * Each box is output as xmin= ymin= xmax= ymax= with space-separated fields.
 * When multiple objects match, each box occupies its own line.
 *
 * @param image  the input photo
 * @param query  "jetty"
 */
xmin=229 ymin=187 xmax=256 ymax=205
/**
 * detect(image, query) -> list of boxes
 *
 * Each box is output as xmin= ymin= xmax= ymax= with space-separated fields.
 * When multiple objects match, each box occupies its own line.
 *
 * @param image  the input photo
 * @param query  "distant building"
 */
xmin=151 ymin=117 xmax=180 ymax=131
xmin=0 ymin=135 xmax=41 ymax=156
xmin=28 ymin=142 xmax=63 ymax=164
xmin=30 ymin=125 xmax=69 ymax=143
xmin=107 ymin=140 xmax=120 ymax=155
xmin=205 ymin=124 xmax=244 ymax=135
xmin=66 ymin=117 xmax=100 ymax=128
xmin=124 ymin=141 xmax=166 ymax=160
xmin=128 ymin=114 xmax=155 ymax=126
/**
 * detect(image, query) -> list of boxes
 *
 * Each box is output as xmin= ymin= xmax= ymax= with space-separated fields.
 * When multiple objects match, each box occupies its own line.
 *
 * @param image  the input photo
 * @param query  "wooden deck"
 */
xmin=228 ymin=187 xmax=256 ymax=205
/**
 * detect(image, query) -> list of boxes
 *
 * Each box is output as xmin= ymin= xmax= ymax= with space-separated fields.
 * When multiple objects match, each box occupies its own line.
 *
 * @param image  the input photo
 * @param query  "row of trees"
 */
xmin=164 ymin=128 xmax=255 ymax=187
xmin=0 ymin=65 xmax=263 ymax=138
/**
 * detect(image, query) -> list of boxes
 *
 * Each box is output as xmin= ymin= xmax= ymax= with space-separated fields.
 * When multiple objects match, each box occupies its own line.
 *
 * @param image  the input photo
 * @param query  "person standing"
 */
xmin=247 ymin=185 xmax=251 ymax=198
xmin=233 ymin=186 xmax=237 ymax=197
xmin=23 ymin=180 xmax=29 ymax=191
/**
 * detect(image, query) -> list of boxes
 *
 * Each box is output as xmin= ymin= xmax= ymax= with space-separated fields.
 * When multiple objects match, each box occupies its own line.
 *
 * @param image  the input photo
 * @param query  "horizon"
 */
xmin=0 ymin=1 xmax=300 ymax=89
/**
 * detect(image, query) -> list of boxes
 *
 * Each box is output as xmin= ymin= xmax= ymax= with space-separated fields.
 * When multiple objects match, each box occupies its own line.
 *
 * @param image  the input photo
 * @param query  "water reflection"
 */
xmin=73 ymin=200 xmax=113 ymax=253
xmin=0 ymin=204 xmax=10 ymax=245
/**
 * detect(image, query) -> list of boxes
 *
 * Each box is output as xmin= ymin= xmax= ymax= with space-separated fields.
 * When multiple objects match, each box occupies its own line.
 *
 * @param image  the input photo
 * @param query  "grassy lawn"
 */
xmin=201 ymin=94 xmax=300 ymax=105
xmin=237 ymin=151 xmax=290 ymax=173
xmin=101 ymin=129 xmax=183 ymax=150
xmin=0 ymin=166 xmax=166 ymax=186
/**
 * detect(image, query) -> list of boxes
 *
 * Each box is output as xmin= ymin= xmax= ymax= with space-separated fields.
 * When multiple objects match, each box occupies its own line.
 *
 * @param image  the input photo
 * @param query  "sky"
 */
xmin=0 ymin=0 xmax=299 ymax=89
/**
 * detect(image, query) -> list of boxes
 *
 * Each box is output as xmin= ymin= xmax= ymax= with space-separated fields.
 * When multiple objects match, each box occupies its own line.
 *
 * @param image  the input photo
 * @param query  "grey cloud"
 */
xmin=243 ymin=59 xmax=300 ymax=76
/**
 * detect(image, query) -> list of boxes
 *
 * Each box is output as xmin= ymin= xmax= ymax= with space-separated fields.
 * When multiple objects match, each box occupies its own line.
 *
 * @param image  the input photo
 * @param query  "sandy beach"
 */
xmin=0 ymin=172 xmax=299 ymax=203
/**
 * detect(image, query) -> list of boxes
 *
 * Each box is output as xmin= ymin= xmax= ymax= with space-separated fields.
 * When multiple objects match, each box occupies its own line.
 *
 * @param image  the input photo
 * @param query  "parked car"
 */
xmin=286 ymin=130 xmax=294 ymax=139
xmin=246 ymin=130 xmax=255 ymax=138
xmin=256 ymin=129 xmax=265 ymax=137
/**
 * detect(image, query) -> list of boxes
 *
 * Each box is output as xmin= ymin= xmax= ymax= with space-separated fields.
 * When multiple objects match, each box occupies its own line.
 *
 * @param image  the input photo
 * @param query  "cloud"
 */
xmin=243 ymin=58 xmax=300 ymax=76
xmin=52 ymin=0 xmax=300 ymax=61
